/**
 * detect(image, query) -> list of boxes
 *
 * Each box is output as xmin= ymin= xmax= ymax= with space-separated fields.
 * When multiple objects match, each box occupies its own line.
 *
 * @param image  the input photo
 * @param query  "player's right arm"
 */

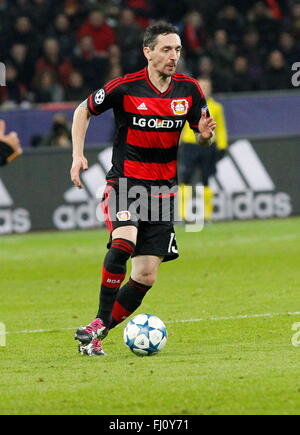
xmin=71 ymin=82 xmax=123 ymax=188
xmin=71 ymin=99 xmax=91 ymax=189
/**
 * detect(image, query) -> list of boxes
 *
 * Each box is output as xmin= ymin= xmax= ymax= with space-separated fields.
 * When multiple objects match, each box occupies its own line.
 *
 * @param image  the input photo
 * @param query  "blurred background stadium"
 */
xmin=0 ymin=0 xmax=299 ymax=231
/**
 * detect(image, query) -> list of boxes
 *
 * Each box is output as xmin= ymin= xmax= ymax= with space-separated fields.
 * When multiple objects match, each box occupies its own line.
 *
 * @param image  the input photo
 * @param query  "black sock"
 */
xmin=96 ymin=239 xmax=135 ymax=327
xmin=109 ymin=278 xmax=152 ymax=329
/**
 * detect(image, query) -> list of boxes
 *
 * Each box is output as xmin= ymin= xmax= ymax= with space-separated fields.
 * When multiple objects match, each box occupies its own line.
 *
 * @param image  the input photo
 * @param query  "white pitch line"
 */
xmin=167 ymin=311 xmax=300 ymax=324
xmin=1 ymin=311 xmax=300 ymax=336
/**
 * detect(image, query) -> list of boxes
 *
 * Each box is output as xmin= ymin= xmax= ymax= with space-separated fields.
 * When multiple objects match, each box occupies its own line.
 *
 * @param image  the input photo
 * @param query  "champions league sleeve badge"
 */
xmin=94 ymin=89 xmax=105 ymax=105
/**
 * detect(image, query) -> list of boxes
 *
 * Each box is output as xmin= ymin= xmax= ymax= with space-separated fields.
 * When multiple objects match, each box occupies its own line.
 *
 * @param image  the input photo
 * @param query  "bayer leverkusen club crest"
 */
xmin=117 ymin=211 xmax=131 ymax=221
xmin=171 ymin=99 xmax=189 ymax=116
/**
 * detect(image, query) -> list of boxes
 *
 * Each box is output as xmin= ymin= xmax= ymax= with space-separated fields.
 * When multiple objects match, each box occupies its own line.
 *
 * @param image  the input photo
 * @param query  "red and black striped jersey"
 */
xmin=87 ymin=67 xmax=208 ymax=189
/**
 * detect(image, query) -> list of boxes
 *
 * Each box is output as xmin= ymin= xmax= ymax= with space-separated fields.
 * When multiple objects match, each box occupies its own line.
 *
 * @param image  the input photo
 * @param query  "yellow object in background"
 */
xmin=204 ymin=186 xmax=214 ymax=222
xmin=179 ymin=78 xmax=229 ymax=223
xmin=181 ymin=96 xmax=228 ymax=151
xmin=179 ymin=184 xmax=192 ymax=221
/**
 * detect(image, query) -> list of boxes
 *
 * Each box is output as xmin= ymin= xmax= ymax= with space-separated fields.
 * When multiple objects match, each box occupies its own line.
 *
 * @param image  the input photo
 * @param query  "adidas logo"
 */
xmin=210 ymin=139 xmax=274 ymax=194
xmin=54 ymin=139 xmax=293 ymax=229
xmin=53 ymin=148 xmax=113 ymax=230
xmin=137 ymin=102 xmax=148 ymax=110
xmin=0 ymin=178 xmax=13 ymax=207
xmin=209 ymin=139 xmax=292 ymax=220
xmin=0 ymin=178 xmax=31 ymax=234
xmin=64 ymin=147 xmax=113 ymax=203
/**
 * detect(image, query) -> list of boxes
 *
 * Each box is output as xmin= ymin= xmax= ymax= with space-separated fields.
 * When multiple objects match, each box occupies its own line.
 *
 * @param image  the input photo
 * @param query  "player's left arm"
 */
xmin=0 ymin=120 xmax=22 ymax=167
xmin=187 ymin=81 xmax=216 ymax=147
xmin=195 ymin=109 xmax=216 ymax=147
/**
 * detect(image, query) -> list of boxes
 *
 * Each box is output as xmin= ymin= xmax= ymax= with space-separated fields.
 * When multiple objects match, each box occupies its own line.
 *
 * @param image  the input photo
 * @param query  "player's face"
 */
xmin=146 ymin=33 xmax=182 ymax=77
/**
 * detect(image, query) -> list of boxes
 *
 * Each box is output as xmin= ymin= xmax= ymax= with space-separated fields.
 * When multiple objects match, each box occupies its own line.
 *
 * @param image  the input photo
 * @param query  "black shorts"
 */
xmin=101 ymin=183 xmax=179 ymax=262
xmin=180 ymin=143 xmax=218 ymax=186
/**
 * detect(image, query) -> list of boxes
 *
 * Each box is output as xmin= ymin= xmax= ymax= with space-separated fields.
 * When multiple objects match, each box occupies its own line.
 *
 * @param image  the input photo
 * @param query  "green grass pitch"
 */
xmin=0 ymin=218 xmax=300 ymax=415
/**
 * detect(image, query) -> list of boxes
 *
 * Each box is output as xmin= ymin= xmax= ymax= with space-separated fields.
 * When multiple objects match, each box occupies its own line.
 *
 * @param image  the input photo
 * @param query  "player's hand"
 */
xmin=0 ymin=119 xmax=22 ymax=153
xmin=198 ymin=109 xmax=217 ymax=140
xmin=70 ymin=155 xmax=88 ymax=189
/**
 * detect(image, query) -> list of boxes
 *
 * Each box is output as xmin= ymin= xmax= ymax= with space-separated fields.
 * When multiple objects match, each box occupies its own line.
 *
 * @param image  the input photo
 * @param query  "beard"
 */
xmin=160 ymin=64 xmax=177 ymax=78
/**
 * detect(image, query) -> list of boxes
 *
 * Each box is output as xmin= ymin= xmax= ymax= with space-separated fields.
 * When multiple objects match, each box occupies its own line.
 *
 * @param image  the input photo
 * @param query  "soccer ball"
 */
xmin=123 ymin=314 xmax=167 ymax=356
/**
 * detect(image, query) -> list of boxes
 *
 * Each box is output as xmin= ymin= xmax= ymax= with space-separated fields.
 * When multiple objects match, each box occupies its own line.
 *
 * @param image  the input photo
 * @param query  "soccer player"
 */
xmin=71 ymin=22 xmax=216 ymax=356
xmin=180 ymin=78 xmax=228 ymax=222
xmin=0 ymin=120 xmax=22 ymax=167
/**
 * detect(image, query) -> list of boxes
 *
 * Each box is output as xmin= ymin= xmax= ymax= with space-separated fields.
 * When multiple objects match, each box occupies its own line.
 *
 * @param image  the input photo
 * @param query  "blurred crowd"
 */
xmin=0 ymin=0 xmax=299 ymax=109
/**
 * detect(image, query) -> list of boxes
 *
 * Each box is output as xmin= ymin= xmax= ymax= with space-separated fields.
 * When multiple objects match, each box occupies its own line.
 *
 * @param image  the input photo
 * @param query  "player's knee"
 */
xmin=107 ymin=238 xmax=136 ymax=264
xmin=132 ymin=270 xmax=157 ymax=287
xmin=112 ymin=226 xmax=137 ymax=245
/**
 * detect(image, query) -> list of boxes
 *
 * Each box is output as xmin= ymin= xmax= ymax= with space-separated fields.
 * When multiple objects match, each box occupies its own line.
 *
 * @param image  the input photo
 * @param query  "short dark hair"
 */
xmin=143 ymin=22 xmax=180 ymax=50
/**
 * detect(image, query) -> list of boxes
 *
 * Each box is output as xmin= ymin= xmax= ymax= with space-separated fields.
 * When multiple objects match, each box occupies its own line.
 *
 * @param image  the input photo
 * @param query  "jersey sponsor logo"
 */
xmin=171 ymin=99 xmax=189 ymax=116
xmin=133 ymin=116 xmax=184 ymax=129
xmin=94 ymin=89 xmax=105 ymax=105
xmin=209 ymin=139 xmax=292 ymax=220
xmin=53 ymin=148 xmax=113 ymax=230
xmin=0 ymin=178 xmax=31 ymax=234
xmin=116 ymin=210 xmax=131 ymax=221
xmin=137 ymin=102 xmax=148 ymax=110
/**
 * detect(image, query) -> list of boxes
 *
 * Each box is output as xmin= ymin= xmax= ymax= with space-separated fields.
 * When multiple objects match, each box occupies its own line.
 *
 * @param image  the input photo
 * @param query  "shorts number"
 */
xmin=168 ymin=233 xmax=178 ymax=254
